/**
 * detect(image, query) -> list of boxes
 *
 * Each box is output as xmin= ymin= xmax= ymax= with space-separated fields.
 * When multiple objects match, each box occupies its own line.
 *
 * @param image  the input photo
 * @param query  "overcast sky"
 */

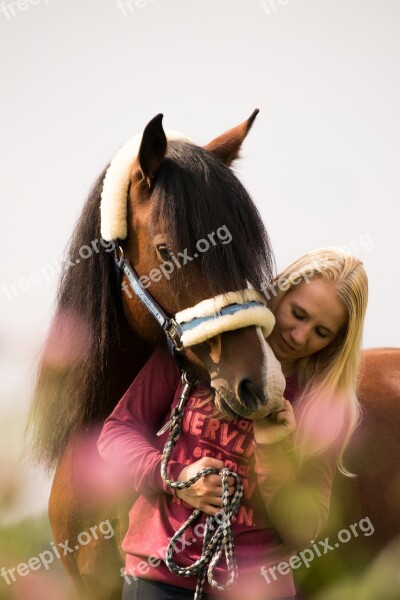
xmin=1 ymin=0 xmax=399 ymax=521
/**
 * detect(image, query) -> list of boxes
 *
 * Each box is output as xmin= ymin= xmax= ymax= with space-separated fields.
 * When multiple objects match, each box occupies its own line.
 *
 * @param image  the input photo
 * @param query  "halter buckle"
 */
xmin=113 ymin=244 xmax=125 ymax=268
xmin=165 ymin=319 xmax=184 ymax=352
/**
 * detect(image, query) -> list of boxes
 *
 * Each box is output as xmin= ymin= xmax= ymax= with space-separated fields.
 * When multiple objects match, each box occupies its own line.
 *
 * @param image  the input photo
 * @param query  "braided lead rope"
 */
xmin=158 ymin=372 xmax=244 ymax=600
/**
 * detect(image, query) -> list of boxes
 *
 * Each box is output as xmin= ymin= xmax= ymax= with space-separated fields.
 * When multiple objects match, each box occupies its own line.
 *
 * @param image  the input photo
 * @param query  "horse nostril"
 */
xmin=237 ymin=379 xmax=265 ymax=412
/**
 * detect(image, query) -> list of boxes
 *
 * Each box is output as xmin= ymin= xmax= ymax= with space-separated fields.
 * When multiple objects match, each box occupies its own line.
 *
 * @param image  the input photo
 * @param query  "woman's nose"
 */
xmin=290 ymin=325 xmax=309 ymax=347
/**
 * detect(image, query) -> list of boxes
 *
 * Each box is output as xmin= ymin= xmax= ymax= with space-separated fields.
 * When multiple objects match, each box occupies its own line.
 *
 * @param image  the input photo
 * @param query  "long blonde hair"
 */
xmin=265 ymin=248 xmax=368 ymax=476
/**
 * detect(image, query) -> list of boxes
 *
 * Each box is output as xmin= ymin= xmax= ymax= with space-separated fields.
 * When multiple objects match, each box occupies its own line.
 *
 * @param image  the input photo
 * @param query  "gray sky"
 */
xmin=0 ymin=0 xmax=399 ymax=521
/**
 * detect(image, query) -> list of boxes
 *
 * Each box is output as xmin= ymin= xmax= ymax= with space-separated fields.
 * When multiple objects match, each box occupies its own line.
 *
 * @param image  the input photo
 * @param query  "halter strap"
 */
xmin=115 ymin=249 xmax=183 ymax=353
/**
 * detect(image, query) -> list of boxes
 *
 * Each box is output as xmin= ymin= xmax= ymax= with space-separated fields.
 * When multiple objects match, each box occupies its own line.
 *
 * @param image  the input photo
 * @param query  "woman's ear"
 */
xmin=204 ymin=109 xmax=259 ymax=166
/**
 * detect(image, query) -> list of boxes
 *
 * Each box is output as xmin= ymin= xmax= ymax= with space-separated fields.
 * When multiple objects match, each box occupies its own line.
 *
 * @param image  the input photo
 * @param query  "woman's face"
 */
xmin=268 ymin=278 xmax=347 ymax=363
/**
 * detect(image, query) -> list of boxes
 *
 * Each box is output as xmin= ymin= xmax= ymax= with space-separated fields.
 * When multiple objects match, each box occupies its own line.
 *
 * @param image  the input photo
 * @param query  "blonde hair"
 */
xmin=265 ymin=248 xmax=368 ymax=476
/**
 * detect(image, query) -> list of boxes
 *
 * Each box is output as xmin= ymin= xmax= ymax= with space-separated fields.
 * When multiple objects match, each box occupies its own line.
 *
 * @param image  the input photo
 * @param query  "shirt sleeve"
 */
xmin=97 ymin=345 xmax=184 ymax=496
xmin=254 ymin=438 xmax=340 ymax=550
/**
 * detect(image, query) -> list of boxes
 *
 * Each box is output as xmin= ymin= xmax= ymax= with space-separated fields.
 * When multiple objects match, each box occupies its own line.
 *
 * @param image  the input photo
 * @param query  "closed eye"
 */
xmin=292 ymin=309 xmax=305 ymax=320
xmin=316 ymin=329 xmax=328 ymax=339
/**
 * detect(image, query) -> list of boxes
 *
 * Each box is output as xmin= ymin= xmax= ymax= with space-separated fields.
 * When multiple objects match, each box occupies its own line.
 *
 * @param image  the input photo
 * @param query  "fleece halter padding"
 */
xmin=100 ymin=130 xmax=194 ymax=242
xmin=175 ymin=289 xmax=275 ymax=348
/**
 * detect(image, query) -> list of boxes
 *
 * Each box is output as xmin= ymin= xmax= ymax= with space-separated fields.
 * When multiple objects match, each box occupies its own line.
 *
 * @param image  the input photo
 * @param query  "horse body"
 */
xmin=296 ymin=347 xmax=400 ymax=597
xmin=47 ymin=324 xmax=145 ymax=600
xmin=341 ymin=347 xmax=400 ymax=551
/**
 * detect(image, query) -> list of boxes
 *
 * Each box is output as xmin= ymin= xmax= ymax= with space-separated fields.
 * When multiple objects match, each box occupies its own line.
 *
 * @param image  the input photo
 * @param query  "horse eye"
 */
xmin=156 ymin=244 xmax=171 ymax=262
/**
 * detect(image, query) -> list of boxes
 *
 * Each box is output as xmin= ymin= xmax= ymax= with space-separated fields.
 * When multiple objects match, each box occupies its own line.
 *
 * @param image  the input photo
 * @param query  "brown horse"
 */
xmin=28 ymin=111 xmax=282 ymax=599
xmin=294 ymin=347 xmax=400 ymax=598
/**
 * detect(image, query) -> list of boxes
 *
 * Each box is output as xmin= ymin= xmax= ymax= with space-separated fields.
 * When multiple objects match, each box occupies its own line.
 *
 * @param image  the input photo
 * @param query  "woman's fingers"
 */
xmin=209 ymin=496 xmax=223 ymax=507
xmin=203 ymin=504 xmax=222 ymax=516
xmin=214 ymin=486 xmax=235 ymax=496
xmin=204 ymin=473 xmax=222 ymax=486
xmin=198 ymin=486 xmax=237 ymax=514
xmin=205 ymin=474 xmax=235 ymax=489
xmin=206 ymin=489 xmax=235 ymax=506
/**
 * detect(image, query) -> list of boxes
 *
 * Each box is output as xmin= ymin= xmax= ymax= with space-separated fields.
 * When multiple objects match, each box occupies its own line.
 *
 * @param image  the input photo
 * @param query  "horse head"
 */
xmin=101 ymin=112 xmax=285 ymax=420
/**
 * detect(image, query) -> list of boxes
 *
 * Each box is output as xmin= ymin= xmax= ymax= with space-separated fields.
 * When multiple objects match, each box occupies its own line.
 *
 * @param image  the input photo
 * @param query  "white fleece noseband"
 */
xmin=175 ymin=289 xmax=275 ymax=348
xmin=100 ymin=130 xmax=194 ymax=242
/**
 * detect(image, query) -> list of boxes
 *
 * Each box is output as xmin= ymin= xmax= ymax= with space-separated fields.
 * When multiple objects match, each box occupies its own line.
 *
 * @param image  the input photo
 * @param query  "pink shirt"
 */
xmin=97 ymin=346 xmax=339 ymax=598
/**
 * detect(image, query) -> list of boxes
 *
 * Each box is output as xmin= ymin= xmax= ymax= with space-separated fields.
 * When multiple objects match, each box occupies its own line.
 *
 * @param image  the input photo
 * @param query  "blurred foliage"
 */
xmin=0 ymin=513 xmax=54 ymax=567
xmin=0 ymin=514 xmax=73 ymax=600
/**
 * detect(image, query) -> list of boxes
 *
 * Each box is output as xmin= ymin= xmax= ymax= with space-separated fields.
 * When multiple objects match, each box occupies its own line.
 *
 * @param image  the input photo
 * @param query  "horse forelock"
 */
xmin=151 ymin=140 xmax=275 ymax=295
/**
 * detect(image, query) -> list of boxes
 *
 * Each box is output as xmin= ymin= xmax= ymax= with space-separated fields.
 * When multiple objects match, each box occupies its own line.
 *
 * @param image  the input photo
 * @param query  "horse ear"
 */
xmin=138 ymin=113 xmax=167 ymax=186
xmin=204 ymin=109 xmax=259 ymax=166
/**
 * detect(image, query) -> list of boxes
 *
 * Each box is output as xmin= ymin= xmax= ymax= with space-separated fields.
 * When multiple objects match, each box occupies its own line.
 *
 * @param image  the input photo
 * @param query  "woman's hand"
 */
xmin=175 ymin=458 xmax=235 ymax=516
xmin=253 ymin=399 xmax=296 ymax=446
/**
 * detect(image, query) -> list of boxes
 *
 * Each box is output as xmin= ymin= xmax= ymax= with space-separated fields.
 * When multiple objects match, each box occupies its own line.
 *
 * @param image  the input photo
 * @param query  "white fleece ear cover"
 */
xmin=100 ymin=130 xmax=194 ymax=242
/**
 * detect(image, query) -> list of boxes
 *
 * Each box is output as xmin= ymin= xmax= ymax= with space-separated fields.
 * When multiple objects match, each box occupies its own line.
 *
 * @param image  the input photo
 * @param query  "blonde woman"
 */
xmin=98 ymin=247 xmax=368 ymax=600
xmin=261 ymin=247 xmax=366 ymax=470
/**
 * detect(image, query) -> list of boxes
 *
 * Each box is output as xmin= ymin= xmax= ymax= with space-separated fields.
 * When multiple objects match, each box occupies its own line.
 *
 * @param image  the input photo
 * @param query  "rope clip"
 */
xmin=156 ymin=371 xmax=193 ymax=436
